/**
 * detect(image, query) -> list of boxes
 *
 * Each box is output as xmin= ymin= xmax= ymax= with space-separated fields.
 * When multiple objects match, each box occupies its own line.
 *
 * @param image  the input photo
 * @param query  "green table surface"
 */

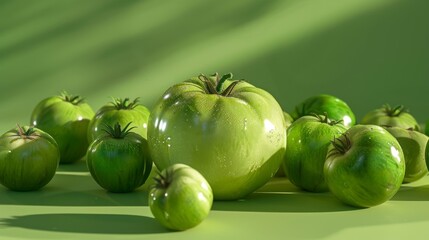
xmin=0 ymin=160 xmax=428 ymax=239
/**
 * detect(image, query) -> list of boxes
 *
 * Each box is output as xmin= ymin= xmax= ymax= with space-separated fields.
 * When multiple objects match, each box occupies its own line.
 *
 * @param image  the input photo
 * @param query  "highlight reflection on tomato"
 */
xmin=147 ymin=73 xmax=286 ymax=200
xmin=0 ymin=125 xmax=60 ymax=191
xmin=30 ymin=92 xmax=94 ymax=163
xmin=149 ymin=164 xmax=213 ymax=231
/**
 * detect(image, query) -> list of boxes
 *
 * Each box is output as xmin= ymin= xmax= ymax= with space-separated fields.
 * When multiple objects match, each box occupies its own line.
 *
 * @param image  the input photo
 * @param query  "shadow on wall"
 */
xmin=0 ymin=0 xmax=428 ymax=129
xmin=230 ymin=0 xmax=429 ymax=121
xmin=0 ymin=0 xmax=280 ymax=100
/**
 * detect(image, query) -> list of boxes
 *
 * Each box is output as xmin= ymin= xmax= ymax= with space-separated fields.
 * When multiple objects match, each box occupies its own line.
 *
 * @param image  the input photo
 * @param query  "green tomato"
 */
xmin=324 ymin=125 xmax=405 ymax=208
xmin=0 ymin=125 xmax=59 ymax=191
xmin=284 ymin=114 xmax=347 ymax=192
xmin=147 ymin=73 xmax=286 ymax=200
xmin=87 ymin=97 xmax=150 ymax=143
xmin=30 ymin=92 xmax=94 ymax=163
xmin=86 ymin=122 xmax=152 ymax=193
xmin=149 ymin=163 xmax=213 ymax=231
xmin=361 ymin=104 xmax=420 ymax=131
xmin=291 ymin=94 xmax=356 ymax=128
xmin=426 ymin=139 xmax=429 ymax=170
xmin=384 ymin=126 xmax=428 ymax=183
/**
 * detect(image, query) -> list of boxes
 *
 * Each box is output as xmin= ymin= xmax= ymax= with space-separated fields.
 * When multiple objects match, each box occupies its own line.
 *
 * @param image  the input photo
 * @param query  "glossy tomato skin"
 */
xmin=87 ymin=99 xmax=150 ymax=143
xmin=86 ymin=131 xmax=152 ymax=193
xmin=0 ymin=126 xmax=60 ymax=191
xmin=385 ymin=126 xmax=428 ymax=183
xmin=324 ymin=125 xmax=405 ymax=208
xmin=361 ymin=105 xmax=420 ymax=131
xmin=149 ymin=164 xmax=213 ymax=231
xmin=284 ymin=115 xmax=347 ymax=192
xmin=148 ymin=75 xmax=286 ymax=200
xmin=31 ymin=94 xmax=94 ymax=163
xmin=426 ymin=140 xmax=429 ymax=170
xmin=291 ymin=94 xmax=356 ymax=128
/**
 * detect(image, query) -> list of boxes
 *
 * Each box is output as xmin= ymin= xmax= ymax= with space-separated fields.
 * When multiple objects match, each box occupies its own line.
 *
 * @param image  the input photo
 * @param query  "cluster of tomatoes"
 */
xmin=283 ymin=96 xmax=428 ymax=208
xmin=0 ymin=73 xmax=427 ymax=231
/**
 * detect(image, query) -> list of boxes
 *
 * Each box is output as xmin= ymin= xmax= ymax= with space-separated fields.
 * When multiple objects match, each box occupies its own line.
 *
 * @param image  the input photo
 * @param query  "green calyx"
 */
xmin=198 ymin=72 xmax=241 ymax=97
xmin=153 ymin=169 xmax=173 ymax=189
xmin=60 ymin=91 xmax=85 ymax=105
xmin=383 ymin=104 xmax=408 ymax=117
xmin=11 ymin=124 xmax=40 ymax=141
xmin=327 ymin=133 xmax=352 ymax=158
xmin=312 ymin=113 xmax=343 ymax=126
xmin=102 ymin=122 xmax=136 ymax=139
xmin=111 ymin=97 xmax=139 ymax=110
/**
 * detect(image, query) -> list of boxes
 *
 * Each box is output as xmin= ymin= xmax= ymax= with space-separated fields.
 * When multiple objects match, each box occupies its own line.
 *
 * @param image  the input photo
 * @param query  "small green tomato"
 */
xmin=149 ymin=164 xmax=213 ymax=231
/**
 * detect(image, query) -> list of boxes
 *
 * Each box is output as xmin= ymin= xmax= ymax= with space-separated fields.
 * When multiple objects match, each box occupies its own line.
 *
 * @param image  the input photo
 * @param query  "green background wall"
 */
xmin=1 ymin=0 xmax=428 ymax=133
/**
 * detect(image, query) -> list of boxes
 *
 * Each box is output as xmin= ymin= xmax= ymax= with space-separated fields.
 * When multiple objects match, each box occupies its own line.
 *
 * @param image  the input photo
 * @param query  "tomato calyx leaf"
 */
xmin=111 ymin=97 xmax=140 ymax=110
xmin=312 ymin=113 xmax=343 ymax=126
xmin=10 ymin=124 xmax=40 ymax=141
xmin=102 ymin=122 xmax=136 ymax=139
xmin=60 ymin=91 xmax=85 ymax=105
xmin=198 ymin=73 xmax=240 ymax=97
xmin=327 ymin=133 xmax=352 ymax=158
xmin=383 ymin=104 xmax=408 ymax=117
xmin=153 ymin=168 xmax=173 ymax=189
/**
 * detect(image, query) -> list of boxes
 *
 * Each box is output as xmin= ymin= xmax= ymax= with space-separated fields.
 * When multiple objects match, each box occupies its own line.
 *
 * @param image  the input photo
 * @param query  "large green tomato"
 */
xmin=149 ymin=163 xmax=213 ymax=231
xmin=31 ymin=92 xmax=94 ymax=163
xmin=291 ymin=94 xmax=356 ymax=128
xmin=147 ymin=73 xmax=286 ymax=200
xmin=284 ymin=114 xmax=347 ymax=192
xmin=361 ymin=104 xmax=420 ymax=131
xmin=385 ymin=126 xmax=428 ymax=183
xmin=324 ymin=125 xmax=405 ymax=208
xmin=86 ymin=122 xmax=152 ymax=193
xmin=87 ymin=97 xmax=150 ymax=143
xmin=0 ymin=125 xmax=59 ymax=191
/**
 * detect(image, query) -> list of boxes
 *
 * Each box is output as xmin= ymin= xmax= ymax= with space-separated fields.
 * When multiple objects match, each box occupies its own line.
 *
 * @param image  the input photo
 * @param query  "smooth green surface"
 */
xmin=0 ymin=0 xmax=429 ymax=238
xmin=1 ymin=0 xmax=429 ymax=133
xmin=0 ymin=160 xmax=429 ymax=239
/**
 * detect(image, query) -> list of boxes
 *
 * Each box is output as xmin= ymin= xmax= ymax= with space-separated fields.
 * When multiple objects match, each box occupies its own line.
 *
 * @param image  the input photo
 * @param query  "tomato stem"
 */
xmin=198 ymin=73 xmax=240 ymax=97
xmin=60 ymin=91 xmax=85 ymax=105
xmin=327 ymin=133 xmax=351 ymax=158
xmin=111 ymin=97 xmax=139 ymax=110
xmin=312 ymin=113 xmax=343 ymax=126
xmin=102 ymin=122 xmax=136 ymax=139
xmin=153 ymin=168 xmax=173 ymax=189
xmin=11 ymin=124 xmax=40 ymax=140
xmin=216 ymin=73 xmax=233 ymax=92
xmin=383 ymin=104 xmax=408 ymax=117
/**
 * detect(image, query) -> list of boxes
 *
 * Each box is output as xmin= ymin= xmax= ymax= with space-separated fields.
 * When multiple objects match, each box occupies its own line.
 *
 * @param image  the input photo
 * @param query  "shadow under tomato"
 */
xmin=212 ymin=178 xmax=358 ymax=213
xmin=391 ymin=184 xmax=429 ymax=201
xmin=56 ymin=157 xmax=89 ymax=172
xmin=0 ymin=213 xmax=168 ymax=234
xmin=212 ymin=191 xmax=357 ymax=213
xmin=0 ymin=173 xmax=150 ymax=207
